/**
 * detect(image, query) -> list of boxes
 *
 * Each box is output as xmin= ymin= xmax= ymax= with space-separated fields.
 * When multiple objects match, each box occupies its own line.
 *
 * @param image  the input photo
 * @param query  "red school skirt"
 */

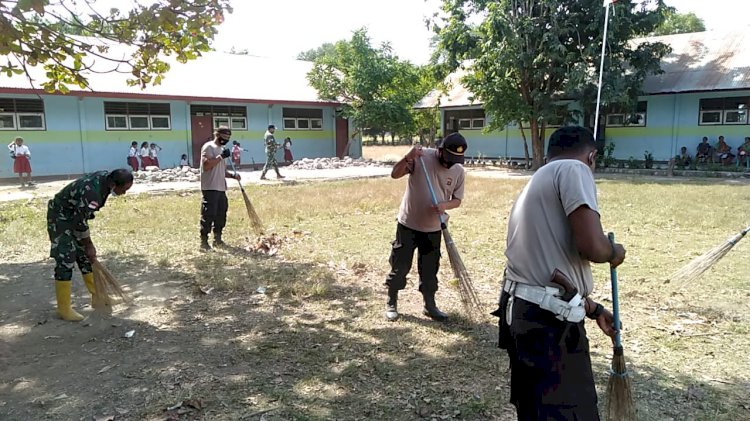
xmin=13 ymin=155 xmax=31 ymax=174
xmin=284 ymin=149 xmax=293 ymax=162
xmin=127 ymin=156 xmax=139 ymax=172
xmin=140 ymin=156 xmax=152 ymax=169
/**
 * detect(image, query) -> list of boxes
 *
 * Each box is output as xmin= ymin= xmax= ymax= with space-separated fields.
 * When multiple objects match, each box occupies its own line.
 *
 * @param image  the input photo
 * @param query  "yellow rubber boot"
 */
xmin=55 ymin=281 xmax=84 ymax=321
xmin=83 ymin=272 xmax=96 ymax=304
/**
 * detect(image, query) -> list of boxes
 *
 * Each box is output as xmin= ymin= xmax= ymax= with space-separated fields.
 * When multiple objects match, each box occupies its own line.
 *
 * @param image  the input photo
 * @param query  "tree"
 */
xmin=0 ymin=0 xmax=232 ymax=93
xmin=297 ymin=43 xmax=336 ymax=61
xmin=306 ymin=29 xmax=433 ymax=142
xmin=652 ymin=11 xmax=705 ymax=36
xmin=431 ymin=0 xmax=671 ymax=169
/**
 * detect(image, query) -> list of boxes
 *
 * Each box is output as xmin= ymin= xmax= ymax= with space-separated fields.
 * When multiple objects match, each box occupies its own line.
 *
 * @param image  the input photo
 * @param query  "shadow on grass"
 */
xmin=1 ymin=252 xmax=748 ymax=420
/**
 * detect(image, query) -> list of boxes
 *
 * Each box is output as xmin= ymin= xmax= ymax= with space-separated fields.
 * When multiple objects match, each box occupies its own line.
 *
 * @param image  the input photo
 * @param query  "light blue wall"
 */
xmin=1 ymin=93 xmax=341 ymax=178
xmin=440 ymin=92 xmax=750 ymax=162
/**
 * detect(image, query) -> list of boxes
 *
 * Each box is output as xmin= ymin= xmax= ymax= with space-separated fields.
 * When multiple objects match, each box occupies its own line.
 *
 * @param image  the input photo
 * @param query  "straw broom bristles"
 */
xmin=92 ymin=261 xmax=128 ymax=311
xmin=605 ymin=346 xmax=636 ymax=421
xmin=670 ymin=226 xmax=750 ymax=284
xmin=442 ymin=227 xmax=483 ymax=318
xmin=241 ymin=188 xmax=264 ymax=236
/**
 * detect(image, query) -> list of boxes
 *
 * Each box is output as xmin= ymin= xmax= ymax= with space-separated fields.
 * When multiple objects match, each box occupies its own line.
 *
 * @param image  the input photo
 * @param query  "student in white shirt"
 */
xmin=149 ymin=143 xmax=162 ymax=168
xmin=180 ymin=154 xmax=189 ymax=167
xmin=7 ymin=137 xmax=33 ymax=187
xmin=139 ymin=142 xmax=150 ymax=169
xmin=127 ymin=141 xmax=138 ymax=172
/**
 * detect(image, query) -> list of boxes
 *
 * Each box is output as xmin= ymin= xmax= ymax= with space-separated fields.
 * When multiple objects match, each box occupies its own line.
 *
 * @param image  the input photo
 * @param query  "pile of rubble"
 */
xmin=289 ymin=156 xmax=386 ymax=170
xmin=133 ymin=166 xmax=200 ymax=183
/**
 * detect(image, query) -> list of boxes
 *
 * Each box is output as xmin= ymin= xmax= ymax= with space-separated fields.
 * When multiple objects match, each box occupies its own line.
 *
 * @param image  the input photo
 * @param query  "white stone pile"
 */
xmin=289 ymin=156 xmax=386 ymax=170
xmin=133 ymin=166 xmax=200 ymax=183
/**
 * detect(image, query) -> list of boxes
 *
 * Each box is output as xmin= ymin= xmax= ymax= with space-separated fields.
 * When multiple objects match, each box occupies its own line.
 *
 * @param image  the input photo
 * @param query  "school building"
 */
xmin=418 ymin=29 xmax=750 ymax=162
xmin=0 ymin=52 xmax=357 ymax=178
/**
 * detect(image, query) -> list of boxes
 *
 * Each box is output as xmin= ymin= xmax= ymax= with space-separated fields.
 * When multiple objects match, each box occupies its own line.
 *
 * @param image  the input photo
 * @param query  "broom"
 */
xmin=669 ymin=226 xmax=750 ymax=284
xmin=605 ymin=232 xmax=636 ymax=421
xmin=418 ymin=156 xmax=482 ymax=318
xmin=227 ymin=158 xmax=264 ymax=236
xmin=91 ymin=260 xmax=129 ymax=311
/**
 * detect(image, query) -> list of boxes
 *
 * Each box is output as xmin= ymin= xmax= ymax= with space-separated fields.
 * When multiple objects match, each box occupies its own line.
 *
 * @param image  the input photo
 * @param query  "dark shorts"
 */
xmin=494 ymin=290 xmax=599 ymax=421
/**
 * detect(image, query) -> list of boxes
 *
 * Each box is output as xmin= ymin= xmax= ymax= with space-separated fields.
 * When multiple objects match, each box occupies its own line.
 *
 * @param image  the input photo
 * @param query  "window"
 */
xmin=0 ymin=98 xmax=45 ymax=130
xmin=191 ymin=105 xmax=247 ymax=130
xmin=444 ymin=109 xmax=485 ymax=131
xmin=606 ymin=101 xmax=647 ymax=127
xmin=283 ymin=108 xmax=324 ymax=130
xmin=104 ymin=102 xmax=171 ymax=130
xmin=699 ymin=97 xmax=750 ymax=125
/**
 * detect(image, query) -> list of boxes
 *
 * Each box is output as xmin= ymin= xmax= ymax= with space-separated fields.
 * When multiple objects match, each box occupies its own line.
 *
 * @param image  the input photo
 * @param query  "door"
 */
xmin=335 ymin=117 xmax=349 ymax=158
xmin=191 ymin=115 xmax=213 ymax=167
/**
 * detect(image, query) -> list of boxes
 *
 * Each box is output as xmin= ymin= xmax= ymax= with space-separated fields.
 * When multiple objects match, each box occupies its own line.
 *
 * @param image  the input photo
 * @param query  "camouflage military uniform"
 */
xmin=260 ymin=130 xmax=282 ymax=178
xmin=47 ymin=171 xmax=111 ymax=280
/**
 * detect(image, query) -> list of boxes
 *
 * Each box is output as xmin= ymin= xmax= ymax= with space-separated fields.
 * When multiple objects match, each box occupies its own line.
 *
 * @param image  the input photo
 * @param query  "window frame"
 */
xmin=213 ymin=116 xmax=230 ymax=129
xmin=698 ymin=97 xmax=750 ymax=126
xmin=0 ymin=112 xmax=16 ymax=130
xmin=105 ymin=114 xmax=129 ymax=130
xmin=699 ymin=110 xmax=723 ymax=125
xmin=16 ymin=112 xmax=46 ymax=130
xmin=104 ymin=101 xmax=172 ymax=131
xmin=128 ymin=114 xmax=151 ymax=130
xmin=296 ymin=118 xmax=310 ymax=130
xmin=283 ymin=118 xmax=297 ymax=130
xmin=150 ymin=115 xmax=172 ymax=130
xmin=605 ymin=101 xmax=647 ymax=127
xmin=230 ymin=117 xmax=247 ymax=130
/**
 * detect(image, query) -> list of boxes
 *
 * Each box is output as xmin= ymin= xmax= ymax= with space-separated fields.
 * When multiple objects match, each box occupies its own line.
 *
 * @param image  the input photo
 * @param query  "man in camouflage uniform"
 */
xmin=47 ymin=169 xmax=134 ymax=321
xmin=260 ymin=124 xmax=284 ymax=180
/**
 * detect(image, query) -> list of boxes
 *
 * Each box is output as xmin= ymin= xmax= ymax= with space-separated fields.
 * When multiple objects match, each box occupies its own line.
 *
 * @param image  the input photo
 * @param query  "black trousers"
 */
xmin=494 ymin=290 xmax=599 ymax=421
xmin=384 ymin=223 xmax=442 ymax=295
xmin=200 ymin=190 xmax=228 ymax=238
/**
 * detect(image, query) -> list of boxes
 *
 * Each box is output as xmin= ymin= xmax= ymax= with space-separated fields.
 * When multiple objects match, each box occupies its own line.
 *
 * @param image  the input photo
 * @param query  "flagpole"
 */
xmin=593 ymin=1 xmax=611 ymax=142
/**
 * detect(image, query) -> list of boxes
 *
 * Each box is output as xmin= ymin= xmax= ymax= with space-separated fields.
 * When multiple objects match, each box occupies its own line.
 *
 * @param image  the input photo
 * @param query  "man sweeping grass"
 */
xmin=383 ymin=132 xmax=467 ymax=322
xmin=46 ymin=169 xmax=133 ymax=321
xmin=495 ymin=126 xmax=625 ymax=420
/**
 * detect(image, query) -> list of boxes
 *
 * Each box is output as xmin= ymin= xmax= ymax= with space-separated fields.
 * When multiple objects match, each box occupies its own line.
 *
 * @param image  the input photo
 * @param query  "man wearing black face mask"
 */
xmin=199 ymin=126 xmax=241 ymax=251
xmin=383 ymin=132 xmax=467 ymax=322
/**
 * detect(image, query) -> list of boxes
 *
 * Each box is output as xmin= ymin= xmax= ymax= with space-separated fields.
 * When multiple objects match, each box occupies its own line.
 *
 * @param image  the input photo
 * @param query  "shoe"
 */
xmin=213 ymin=238 xmax=227 ymax=248
xmin=276 ymin=174 xmax=285 ymax=179
xmin=200 ymin=237 xmax=211 ymax=251
xmin=422 ymin=292 xmax=449 ymax=322
xmin=384 ymin=290 xmax=399 ymax=321
xmin=83 ymin=272 xmax=96 ymax=305
xmin=55 ymin=280 xmax=84 ymax=321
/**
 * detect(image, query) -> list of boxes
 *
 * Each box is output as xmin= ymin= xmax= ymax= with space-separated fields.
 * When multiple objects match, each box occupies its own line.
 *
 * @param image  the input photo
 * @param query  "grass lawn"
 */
xmin=0 ymin=174 xmax=749 ymax=420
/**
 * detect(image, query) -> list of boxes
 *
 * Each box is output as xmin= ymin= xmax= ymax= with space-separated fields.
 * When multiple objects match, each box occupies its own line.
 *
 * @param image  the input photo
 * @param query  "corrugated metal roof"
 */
xmin=638 ymin=28 xmax=750 ymax=94
xmin=0 ymin=44 xmax=334 ymax=104
xmin=418 ymin=28 xmax=750 ymax=108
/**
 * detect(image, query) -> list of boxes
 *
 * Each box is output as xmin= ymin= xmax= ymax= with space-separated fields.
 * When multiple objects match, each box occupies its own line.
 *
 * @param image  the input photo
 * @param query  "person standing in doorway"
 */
xmin=127 ymin=141 xmax=139 ymax=172
xmin=199 ymin=126 xmax=241 ymax=251
xmin=260 ymin=125 xmax=284 ymax=180
xmin=8 ymin=137 xmax=33 ymax=187
xmin=283 ymin=137 xmax=293 ymax=164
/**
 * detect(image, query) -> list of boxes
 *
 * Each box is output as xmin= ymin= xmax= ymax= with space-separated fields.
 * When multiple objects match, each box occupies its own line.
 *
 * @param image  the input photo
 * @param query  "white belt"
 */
xmin=503 ymin=280 xmax=585 ymax=323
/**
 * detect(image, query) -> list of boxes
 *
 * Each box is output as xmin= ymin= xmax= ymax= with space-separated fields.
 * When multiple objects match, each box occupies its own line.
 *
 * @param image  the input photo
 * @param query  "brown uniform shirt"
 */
xmin=397 ymin=148 xmax=465 ymax=233
xmin=200 ymin=141 xmax=227 ymax=192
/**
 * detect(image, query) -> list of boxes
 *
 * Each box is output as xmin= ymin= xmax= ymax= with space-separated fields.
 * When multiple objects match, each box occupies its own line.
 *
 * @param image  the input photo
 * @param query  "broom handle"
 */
xmin=418 ymin=155 xmax=447 ymax=230
xmin=226 ymin=154 xmax=245 ymax=193
xmin=608 ymin=232 xmax=622 ymax=348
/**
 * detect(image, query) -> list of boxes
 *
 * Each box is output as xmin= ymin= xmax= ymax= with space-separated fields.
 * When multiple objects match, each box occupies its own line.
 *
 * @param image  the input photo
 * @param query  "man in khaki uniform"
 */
xmin=495 ymin=126 xmax=626 ymax=420
xmin=384 ymin=132 xmax=467 ymax=322
xmin=200 ymin=126 xmax=241 ymax=251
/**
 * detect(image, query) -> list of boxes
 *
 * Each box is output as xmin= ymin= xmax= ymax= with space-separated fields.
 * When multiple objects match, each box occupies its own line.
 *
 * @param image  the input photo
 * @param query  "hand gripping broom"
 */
xmin=605 ymin=232 xmax=636 ymax=421
xmin=227 ymin=158 xmax=264 ymax=236
xmin=418 ymin=156 xmax=482 ymax=318
xmin=669 ymin=226 xmax=750 ymax=284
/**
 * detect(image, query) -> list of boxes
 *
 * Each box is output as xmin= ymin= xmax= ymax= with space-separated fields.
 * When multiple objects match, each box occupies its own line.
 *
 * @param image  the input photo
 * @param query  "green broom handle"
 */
xmin=608 ymin=232 xmax=622 ymax=348
xmin=418 ymin=155 xmax=447 ymax=230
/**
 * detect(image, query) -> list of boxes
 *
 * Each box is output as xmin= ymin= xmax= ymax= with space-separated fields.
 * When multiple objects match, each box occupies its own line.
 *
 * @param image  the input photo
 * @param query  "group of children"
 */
xmin=127 ymin=141 xmax=162 ymax=171
xmin=153 ymin=137 xmax=295 ymax=171
xmin=676 ymin=136 xmax=750 ymax=168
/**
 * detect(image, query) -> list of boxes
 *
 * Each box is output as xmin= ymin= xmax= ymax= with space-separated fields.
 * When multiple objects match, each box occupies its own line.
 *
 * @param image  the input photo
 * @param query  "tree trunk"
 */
xmin=529 ymin=120 xmax=545 ymax=170
xmin=518 ymin=121 xmax=531 ymax=169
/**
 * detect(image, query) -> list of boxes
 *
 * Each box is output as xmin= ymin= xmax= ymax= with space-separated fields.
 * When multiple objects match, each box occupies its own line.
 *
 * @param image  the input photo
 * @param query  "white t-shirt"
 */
xmin=140 ymin=147 xmax=149 ymax=158
xmin=9 ymin=144 xmax=30 ymax=158
xmin=505 ymin=159 xmax=599 ymax=296
xmin=128 ymin=146 xmax=137 ymax=157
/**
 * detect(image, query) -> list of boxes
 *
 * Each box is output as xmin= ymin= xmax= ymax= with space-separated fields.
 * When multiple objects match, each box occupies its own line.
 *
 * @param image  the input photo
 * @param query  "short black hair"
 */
xmin=547 ymin=126 xmax=596 ymax=158
xmin=268 ymin=124 xmax=275 ymax=130
xmin=131 ymin=141 xmax=138 ymax=146
xmin=108 ymin=169 xmax=134 ymax=186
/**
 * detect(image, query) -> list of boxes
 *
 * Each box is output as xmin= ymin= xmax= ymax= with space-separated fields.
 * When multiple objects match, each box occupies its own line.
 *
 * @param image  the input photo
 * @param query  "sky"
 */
xmin=212 ymin=0 xmax=750 ymax=64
